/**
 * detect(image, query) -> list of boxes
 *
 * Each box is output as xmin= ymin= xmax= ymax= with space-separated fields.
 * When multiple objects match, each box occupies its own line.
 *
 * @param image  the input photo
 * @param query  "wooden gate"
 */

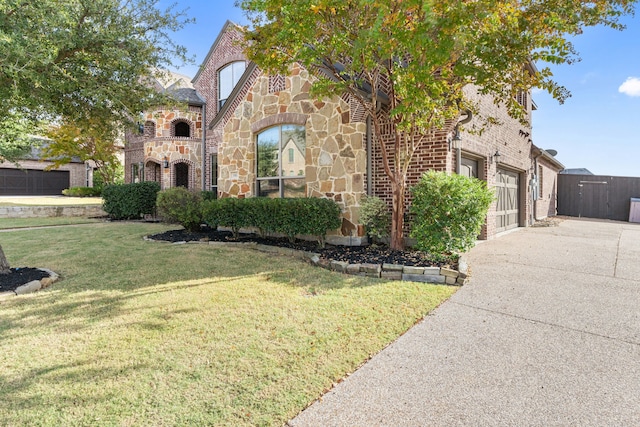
xmin=496 ymin=168 xmax=520 ymax=232
xmin=558 ymin=174 xmax=640 ymax=221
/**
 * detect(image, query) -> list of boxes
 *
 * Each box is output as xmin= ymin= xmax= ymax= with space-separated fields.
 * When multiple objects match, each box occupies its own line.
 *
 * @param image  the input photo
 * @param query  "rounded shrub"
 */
xmin=156 ymin=187 xmax=204 ymax=232
xmin=410 ymin=170 xmax=494 ymax=260
xmin=359 ymin=195 xmax=390 ymax=242
xmin=102 ymin=181 xmax=160 ymax=220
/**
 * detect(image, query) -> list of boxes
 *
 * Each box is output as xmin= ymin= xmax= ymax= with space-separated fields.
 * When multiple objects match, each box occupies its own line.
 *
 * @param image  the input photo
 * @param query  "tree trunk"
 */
xmin=0 ymin=244 xmax=10 ymax=274
xmin=389 ymin=179 xmax=406 ymax=250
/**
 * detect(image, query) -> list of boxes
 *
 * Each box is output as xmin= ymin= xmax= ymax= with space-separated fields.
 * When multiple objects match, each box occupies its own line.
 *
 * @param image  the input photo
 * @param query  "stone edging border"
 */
xmin=145 ymin=237 xmax=469 ymax=286
xmin=0 ymin=268 xmax=60 ymax=300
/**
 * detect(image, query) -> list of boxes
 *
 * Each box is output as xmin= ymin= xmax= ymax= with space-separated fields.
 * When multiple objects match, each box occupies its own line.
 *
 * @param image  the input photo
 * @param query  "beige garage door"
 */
xmin=496 ymin=168 xmax=519 ymax=232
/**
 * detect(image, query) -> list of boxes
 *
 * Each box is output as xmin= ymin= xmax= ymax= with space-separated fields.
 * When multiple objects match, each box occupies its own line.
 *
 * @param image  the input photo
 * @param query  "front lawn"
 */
xmin=0 ymin=222 xmax=455 ymax=426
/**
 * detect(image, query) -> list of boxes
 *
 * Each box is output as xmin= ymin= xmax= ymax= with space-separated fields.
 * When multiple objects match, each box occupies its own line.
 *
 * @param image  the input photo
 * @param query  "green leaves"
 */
xmin=410 ymin=171 xmax=494 ymax=259
xmin=0 ymin=0 xmax=192 ymax=126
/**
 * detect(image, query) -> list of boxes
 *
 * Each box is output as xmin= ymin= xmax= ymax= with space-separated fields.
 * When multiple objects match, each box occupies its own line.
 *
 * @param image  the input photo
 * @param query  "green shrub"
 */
xmin=410 ymin=171 xmax=494 ymax=260
xmin=202 ymin=197 xmax=342 ymax=247
xmin=202 ymin=197 xmax=251 ymax=239
xmin=359 ymin=195 xmax=390 ymax=242
xmin=102 ymin=181 xmax=160 ymax=220
xmin=62 ymin=186 xmax=102 ymax=197
xmin=156 ymin=187 xmax=204 ymax=232
xmin=296 ymin=198 xmax=342 ymax=248
xmin=201 ymin=190 xmax=217 ymax=202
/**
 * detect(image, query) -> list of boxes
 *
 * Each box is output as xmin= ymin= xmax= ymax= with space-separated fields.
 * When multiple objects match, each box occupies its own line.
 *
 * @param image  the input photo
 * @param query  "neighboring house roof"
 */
xmin=156 ymin=71 xmax=195 ymax=90
xmin=560 ymin=168 xmax=594 ymax=175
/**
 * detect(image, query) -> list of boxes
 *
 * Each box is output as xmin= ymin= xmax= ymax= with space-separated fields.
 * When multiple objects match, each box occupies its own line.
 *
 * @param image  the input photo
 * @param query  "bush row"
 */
xmin=202 ymin=197 xmax=341 ymax=248
xmin=62 ymin=186 xmax=102 ymax=197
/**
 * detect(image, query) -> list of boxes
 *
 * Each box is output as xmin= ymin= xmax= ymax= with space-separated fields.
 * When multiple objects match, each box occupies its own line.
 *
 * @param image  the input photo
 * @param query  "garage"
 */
xmin=0 ymin=168 xmax=70 ymax=195
xmin=496 ymin=168 xmax=520 ymax=232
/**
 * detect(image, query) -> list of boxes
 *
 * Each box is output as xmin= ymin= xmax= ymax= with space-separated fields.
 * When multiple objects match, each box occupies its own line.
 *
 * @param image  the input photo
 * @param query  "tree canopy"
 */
xmin=239 ymin=0 xmax=635 ymax=249
xmin=0 ymin=0 xmax=192 ymax=126
xmin=0 ymin=0 xmax=192 ymax=273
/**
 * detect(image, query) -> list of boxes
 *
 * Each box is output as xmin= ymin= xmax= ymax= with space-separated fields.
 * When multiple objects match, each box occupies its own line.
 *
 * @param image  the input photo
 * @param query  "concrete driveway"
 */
xmin=290 ymin=218 xmax=640 ymax=426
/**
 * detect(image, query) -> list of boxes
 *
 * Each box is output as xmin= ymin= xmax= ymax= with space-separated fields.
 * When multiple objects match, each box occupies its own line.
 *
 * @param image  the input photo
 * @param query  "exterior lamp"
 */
xmin=449 ymin=127 xmax=462 ymax=150
xmin=493 ymin=150 xmax=501 ymax=164
xmin=163 ymin=157 xmax=169 ymax=168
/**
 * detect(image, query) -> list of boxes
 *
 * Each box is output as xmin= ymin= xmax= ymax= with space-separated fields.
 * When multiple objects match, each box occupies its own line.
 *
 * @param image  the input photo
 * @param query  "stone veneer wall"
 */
xmin=218 ymin=63 xmax=369 ymax=237
xmin=126 ymin=106 xmax=203 ymax=189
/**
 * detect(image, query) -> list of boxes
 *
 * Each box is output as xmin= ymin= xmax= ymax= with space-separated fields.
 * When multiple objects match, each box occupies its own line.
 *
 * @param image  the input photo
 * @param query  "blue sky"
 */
xmin=161 ymin=1 xmax=640 ymax=177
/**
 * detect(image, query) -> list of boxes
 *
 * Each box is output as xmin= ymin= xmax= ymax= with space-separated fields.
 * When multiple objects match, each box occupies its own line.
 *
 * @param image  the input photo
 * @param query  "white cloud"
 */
xmin=618 ymin=77 xmax=640 ymax=97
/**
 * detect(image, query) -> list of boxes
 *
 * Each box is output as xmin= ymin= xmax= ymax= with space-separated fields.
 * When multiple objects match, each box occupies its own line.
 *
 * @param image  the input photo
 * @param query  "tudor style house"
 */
xmin=124 ymin=21 xmax=564 ymax=244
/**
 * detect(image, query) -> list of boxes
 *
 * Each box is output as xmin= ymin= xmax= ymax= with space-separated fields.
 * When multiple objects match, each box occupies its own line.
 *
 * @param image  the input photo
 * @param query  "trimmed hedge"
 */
xmin=62 ymin=186 xmax=102 ymax=197
xmin=156 ymin=187 xmax=204 ymax=232
xmin=202 ymin=197 xmax=341 ymax=248
xmin=102 ymin=181 xmax=160 ymax=220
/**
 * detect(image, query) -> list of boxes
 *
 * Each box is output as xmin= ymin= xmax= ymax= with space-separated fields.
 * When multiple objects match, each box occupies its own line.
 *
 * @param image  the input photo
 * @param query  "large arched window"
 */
xmin=256 ymin=125 xmax=306 ymax=198
xmin=218 ymin=61 xmax=246 ymax=109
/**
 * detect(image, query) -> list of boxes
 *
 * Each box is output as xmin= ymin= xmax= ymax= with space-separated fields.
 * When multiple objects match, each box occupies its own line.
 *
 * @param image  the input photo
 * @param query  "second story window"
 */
xmin=173 ymin=121 xmax=191 ymax=137
xmin=218 ymin=61 xmax=246 ymax=110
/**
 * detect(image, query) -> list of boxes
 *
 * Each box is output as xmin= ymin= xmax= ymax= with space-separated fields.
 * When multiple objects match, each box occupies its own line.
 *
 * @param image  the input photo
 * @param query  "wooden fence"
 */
xmin=558 ymin=174 xmax=640 ymax=221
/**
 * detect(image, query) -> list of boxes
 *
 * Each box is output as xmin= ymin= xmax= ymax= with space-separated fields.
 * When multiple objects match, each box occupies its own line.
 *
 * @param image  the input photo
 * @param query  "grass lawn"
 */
xmin=0 ymin=222 xmax=456 ymax=426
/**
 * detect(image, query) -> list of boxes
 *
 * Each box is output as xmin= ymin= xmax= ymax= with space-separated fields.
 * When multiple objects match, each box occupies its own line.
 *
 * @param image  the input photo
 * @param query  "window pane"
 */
xmin=281 ymin=125 xmax=305 ymax=178
xmin=218 ymin=64 xmax=233 ymax=102
xmin=257 ymin=127 xmax=280 ymax=178
xmin=283 ymin=178 xmax=306 ymax=198
xmin=257 ymin=179 xmax=280 ymax=198
xmin=232 ymin=61 xmax=246 ymax=86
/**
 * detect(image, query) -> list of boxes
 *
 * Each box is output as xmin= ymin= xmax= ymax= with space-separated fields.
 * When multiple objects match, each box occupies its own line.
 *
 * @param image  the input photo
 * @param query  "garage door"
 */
xmin=496 ymin=168 xmax=520 ymax=232
xmin=0 ymin=168 xmax=70 ymax=195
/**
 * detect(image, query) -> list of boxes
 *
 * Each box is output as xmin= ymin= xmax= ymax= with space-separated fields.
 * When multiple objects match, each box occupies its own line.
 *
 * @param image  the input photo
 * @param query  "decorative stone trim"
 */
xmin=0 ymin=205 xmax=106 ymax=219
xmin=250 ymin=113 xmax=308 ymax=133
xmin=0 ymin=268 xmax=60 ymax=300
xmin=144 ymin=236 xmax=469 ymax=285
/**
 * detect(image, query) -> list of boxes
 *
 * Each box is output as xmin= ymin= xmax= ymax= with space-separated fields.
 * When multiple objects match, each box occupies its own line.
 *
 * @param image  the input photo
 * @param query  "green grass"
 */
xmin=0 ymin=222 xmax=456 ymax=426
xmin=0 ymin=217 xmax=102 ymax=229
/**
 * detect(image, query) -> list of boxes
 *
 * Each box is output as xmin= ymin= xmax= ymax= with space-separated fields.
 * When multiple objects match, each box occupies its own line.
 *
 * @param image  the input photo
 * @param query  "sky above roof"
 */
xmin=160 ymin=1 xmax=640 ymax=177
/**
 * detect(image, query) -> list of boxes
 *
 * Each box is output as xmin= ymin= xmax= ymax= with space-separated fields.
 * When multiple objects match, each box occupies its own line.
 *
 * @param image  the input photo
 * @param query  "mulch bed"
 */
xmin=149 ymin=228 xmax=453 ymax=269
xmin=0 ymin=268 xmax=50 ymax=293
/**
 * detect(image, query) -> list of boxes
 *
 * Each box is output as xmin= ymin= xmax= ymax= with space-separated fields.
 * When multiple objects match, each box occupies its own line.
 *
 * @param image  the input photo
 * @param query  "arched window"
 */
xmin=173 ymin=121 xmax=190 ymax=137
xmin=256 ymin=124 xmax=306 ymax=198
xmin=218 ymin=61 xmax=246 ymax=109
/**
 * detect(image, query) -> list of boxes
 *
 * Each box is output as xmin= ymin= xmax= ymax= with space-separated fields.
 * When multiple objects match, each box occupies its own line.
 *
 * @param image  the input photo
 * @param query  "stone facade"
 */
xmin=125 ymin=96 xmax=204 ymax=190
xmin=218 ymin=63 xmax=368 ymax=237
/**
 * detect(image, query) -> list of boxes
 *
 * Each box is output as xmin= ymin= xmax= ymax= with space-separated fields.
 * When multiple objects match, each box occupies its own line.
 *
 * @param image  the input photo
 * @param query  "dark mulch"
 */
xmin=0 ymin=268 xmax=50 ymax=293
xmin=149 ymin=228 xmax=454 ymax=269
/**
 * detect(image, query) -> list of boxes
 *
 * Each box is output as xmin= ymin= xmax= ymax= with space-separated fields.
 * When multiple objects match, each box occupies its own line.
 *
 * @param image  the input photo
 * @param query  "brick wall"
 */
xmin=192 ymin=22 xmax=247 ymax=189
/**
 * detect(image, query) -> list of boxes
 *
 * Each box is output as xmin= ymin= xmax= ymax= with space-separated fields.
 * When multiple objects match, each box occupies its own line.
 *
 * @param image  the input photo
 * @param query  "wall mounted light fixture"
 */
xmin=163 ymin=157 xmax=169 ymax=168
xmin=493 ymin=150 xmax=501 ymax=163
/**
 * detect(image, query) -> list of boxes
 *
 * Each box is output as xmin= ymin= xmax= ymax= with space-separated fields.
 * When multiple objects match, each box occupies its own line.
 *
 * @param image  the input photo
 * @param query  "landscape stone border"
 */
xmin=0 ymin=268 xmax=60 ymax=301
xmin=145 ymin=237 xmax=469 ymax=286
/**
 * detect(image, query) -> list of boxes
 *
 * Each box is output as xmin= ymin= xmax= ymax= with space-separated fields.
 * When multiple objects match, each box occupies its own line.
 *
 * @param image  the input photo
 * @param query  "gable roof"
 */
xmin=192 ymin=20 xmax=244 ymax=85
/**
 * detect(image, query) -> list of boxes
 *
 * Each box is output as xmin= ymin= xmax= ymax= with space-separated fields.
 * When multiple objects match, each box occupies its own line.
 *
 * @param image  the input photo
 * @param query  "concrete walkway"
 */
xmin=290 ymin=218 xmax=640 ymax=426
